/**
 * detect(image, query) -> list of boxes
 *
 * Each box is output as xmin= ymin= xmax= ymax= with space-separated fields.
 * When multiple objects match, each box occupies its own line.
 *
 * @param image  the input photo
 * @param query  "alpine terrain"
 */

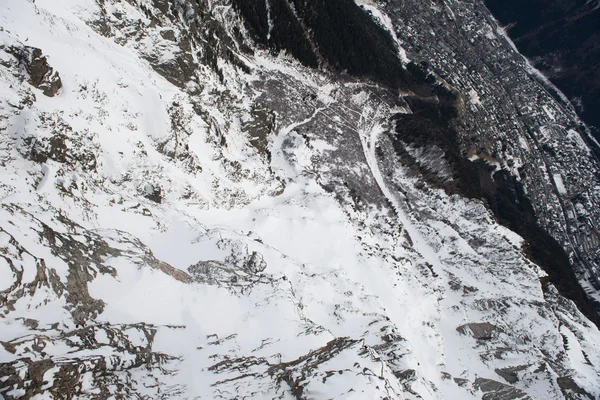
xmin=1 ymin=0 xmax=600 ymax=399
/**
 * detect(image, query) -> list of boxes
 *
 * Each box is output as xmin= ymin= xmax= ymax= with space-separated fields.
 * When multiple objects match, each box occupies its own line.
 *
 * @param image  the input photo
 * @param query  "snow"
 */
xmin=355 ymin=0 xmax=410 ymax=64
xmin=567 ymin=128 xmax=591 ymax=155
xmin=518 ymin=135 xmax=531 ymax=152
xmin=1 ymin=0 xmax=600 ymax=398
xmin=94 ymin=328 xmax=109 ymax=344
xmin=553 ymin=174 xmax=567 ymax=194
xmin=358 ymin=118 xmax=448 ymax=390
xmin=0 ymin=257 xmax=14 ymax=291
xmin=542 ymin=105 xmax=556 ymax=121
xmin=468 ymin=88 xmax=482 ymax=107
xmin=559 ymin=322 xmax=600 ymax=391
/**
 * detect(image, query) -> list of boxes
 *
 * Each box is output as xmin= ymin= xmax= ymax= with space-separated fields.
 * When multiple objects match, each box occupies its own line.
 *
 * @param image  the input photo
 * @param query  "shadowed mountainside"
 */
xmin=484 ymin=0 xmax=600 ymax=143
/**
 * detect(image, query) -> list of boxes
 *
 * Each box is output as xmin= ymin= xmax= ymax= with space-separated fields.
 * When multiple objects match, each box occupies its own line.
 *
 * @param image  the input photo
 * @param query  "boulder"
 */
xmin=18 ymin=46 xmax=62 ymax=97
xmin=457 ymin=322 xmax=503 ymax=340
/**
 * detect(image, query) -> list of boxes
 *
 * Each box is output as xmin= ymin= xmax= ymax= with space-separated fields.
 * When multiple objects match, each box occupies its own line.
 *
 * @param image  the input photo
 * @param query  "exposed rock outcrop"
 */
xmin=14 ymin=46 xmax=62 ymax=97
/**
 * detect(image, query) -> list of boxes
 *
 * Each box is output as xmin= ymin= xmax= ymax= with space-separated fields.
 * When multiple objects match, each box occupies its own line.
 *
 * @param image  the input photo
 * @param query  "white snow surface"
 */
xmin=0 ymin=0 xmax=599 ymax=399
xmin=553 ymin=174 xmax=567 ymax=195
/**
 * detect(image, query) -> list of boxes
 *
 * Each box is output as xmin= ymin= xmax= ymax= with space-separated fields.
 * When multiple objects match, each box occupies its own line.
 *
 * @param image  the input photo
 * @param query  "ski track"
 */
xmin=358 ymin=119 xmax=447 ymax=387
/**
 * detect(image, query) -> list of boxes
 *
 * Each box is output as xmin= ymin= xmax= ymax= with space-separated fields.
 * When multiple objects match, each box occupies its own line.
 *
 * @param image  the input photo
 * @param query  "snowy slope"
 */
xmin=1 ymin=0 xmax=599 ymax=399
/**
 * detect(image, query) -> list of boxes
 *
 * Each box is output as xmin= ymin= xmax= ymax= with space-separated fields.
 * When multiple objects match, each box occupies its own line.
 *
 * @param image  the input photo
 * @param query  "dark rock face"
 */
xmin=557 ymin=376 xmax=595 ymax=400
xmin=377 ymin=0 xmax=600 ymax=320
xmin=456 ymin=322 xmax=502 ymax=340
xmin=0 ymin=323 xmax=181 ymax=400
xmin=143 ymin=183 xmax=162 ymax=203
xmin=390 ymin=99 xmax=600 ymax=327
xmin=494 ymin=365 xmax=530 ymax=384
xmin=17 ymin=47 xmax=62 ymax=97
xmin=232 ymin=0 xmax=411 ymax=88
xmin=233 ymin=0 xmax=600 ymax=328
xmin=243 ymin=251 xmax=267 ymax=274
xmin=233 ymin=0 xmax=319 ymax=68
xmin=473 ymin=377 xmax=531 ymax=400
xmin=484 ymin=0 xmax=600 ymax=143
xmin=21 ymin=113 xmax=98 ymax=172
xmin=472 ymin=165 xmax=599 ymax=325
xmin=243 ymin=103 xmax=276 ymax=161
xmin=148 ymin=54 xmax=196 ymax=88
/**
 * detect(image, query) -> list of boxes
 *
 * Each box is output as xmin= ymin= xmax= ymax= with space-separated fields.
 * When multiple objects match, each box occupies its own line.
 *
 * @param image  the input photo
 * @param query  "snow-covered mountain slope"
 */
xmin=1 ymin=0 xmax=599 ymax=399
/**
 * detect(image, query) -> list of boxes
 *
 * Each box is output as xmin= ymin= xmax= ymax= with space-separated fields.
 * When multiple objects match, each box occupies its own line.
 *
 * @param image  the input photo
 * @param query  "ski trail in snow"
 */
xmin=358 ymin=118 xmax=447 ymax=386
xmin=359 ymin=123 xmax=443 ymax=271
xmin=271 ymin=106 xmax=325 ymax=179
xmin=281 ymin=106 xmax=325 ymax=137
xmin=36 ymin=164 xmax=53 ymax=193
